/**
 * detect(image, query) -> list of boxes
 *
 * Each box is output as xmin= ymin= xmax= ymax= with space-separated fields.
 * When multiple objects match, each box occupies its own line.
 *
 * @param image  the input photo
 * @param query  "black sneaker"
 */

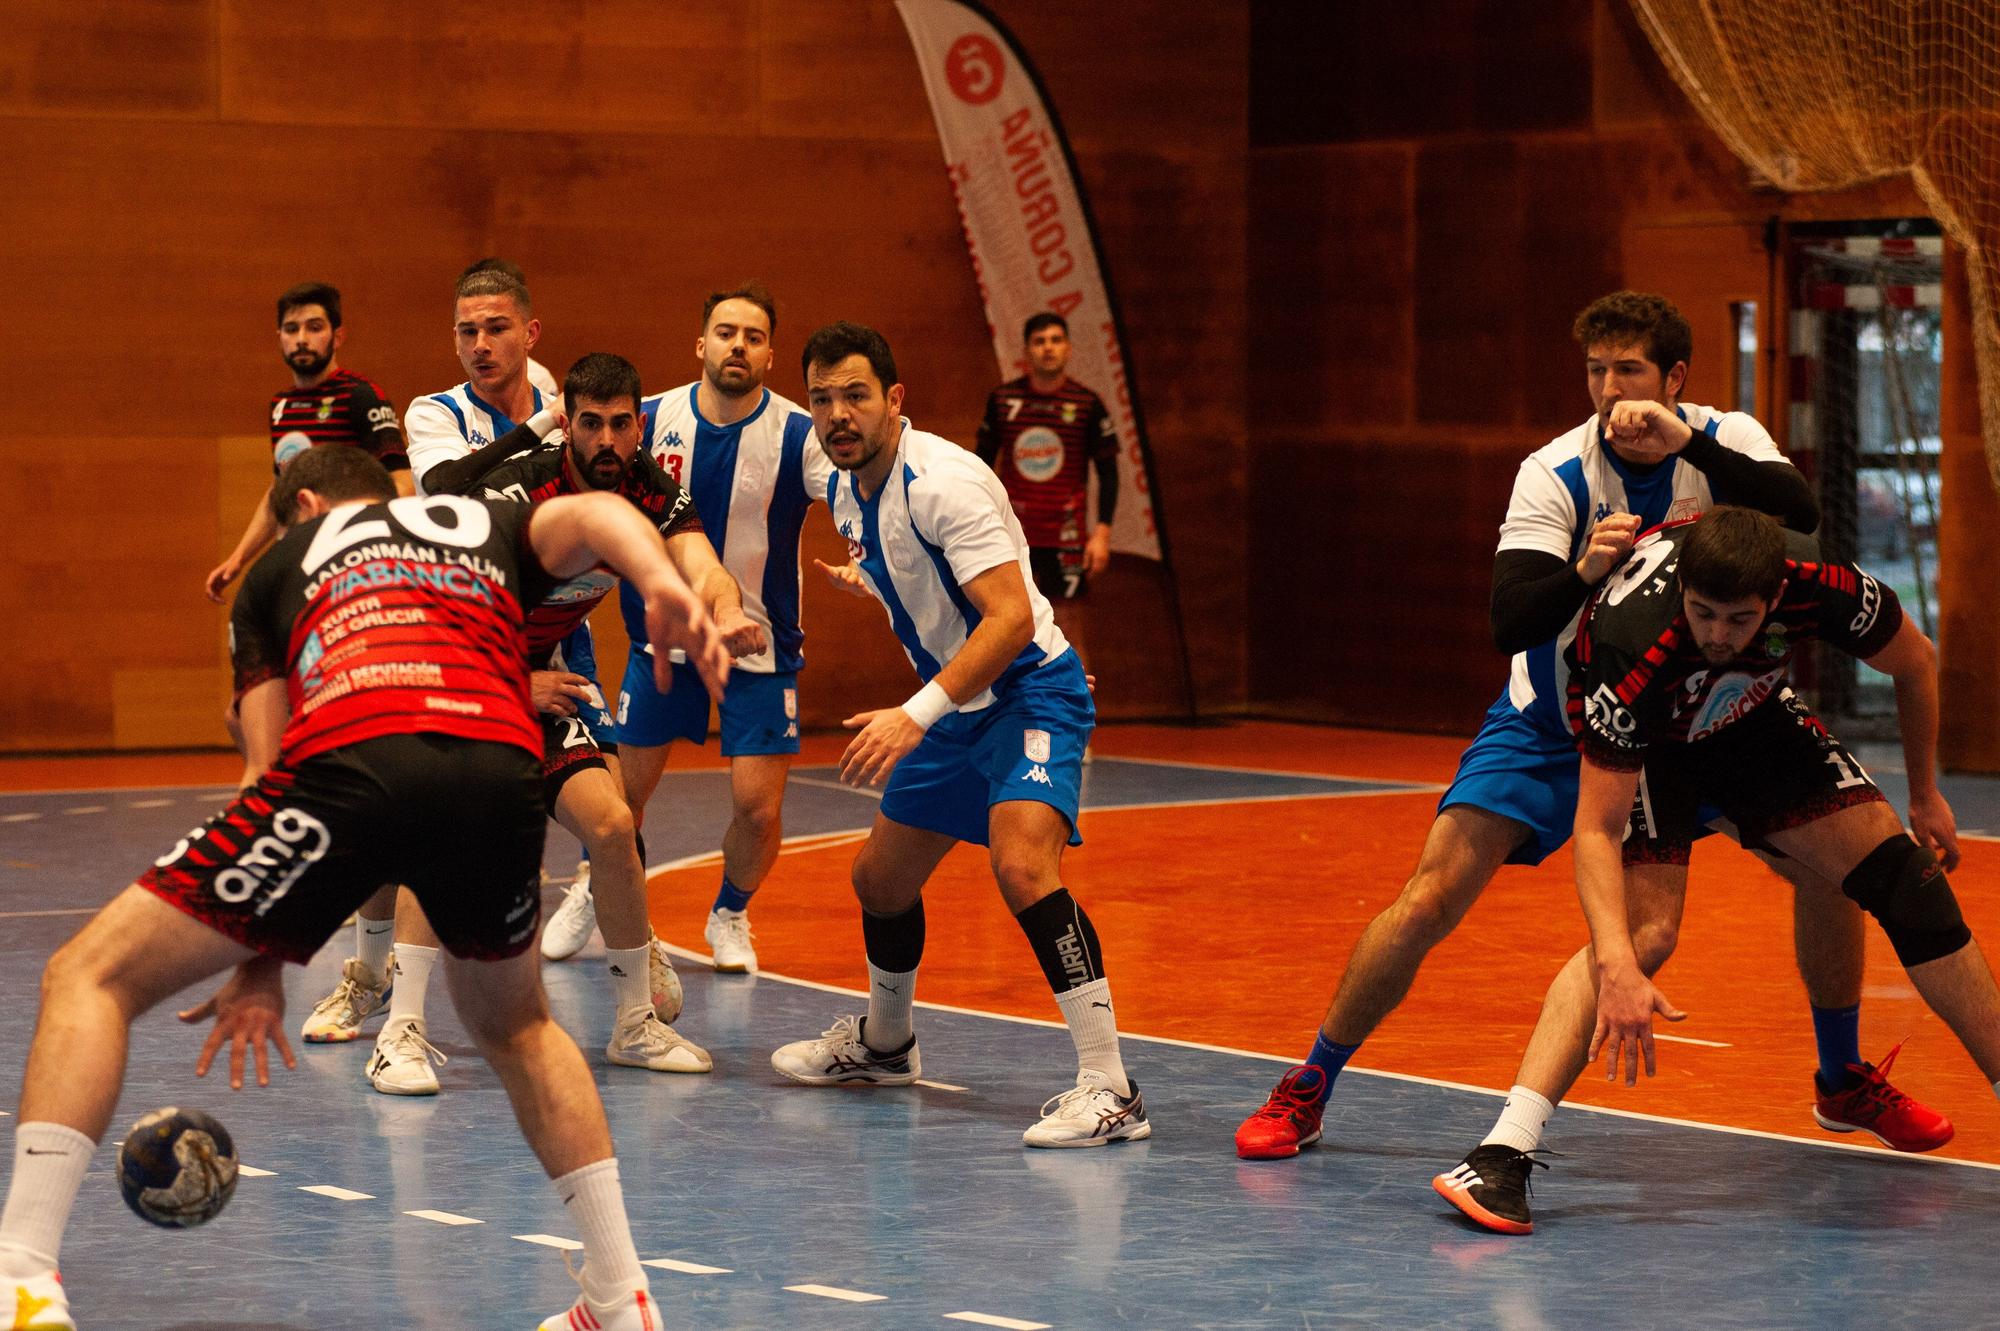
xmin=1432 ymin=1144 xmax=1550 ymax=1234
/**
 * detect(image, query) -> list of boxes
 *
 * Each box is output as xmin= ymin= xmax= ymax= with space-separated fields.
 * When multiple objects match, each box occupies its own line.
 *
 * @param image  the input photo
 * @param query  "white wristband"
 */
xmin=526 ymin=407 xmax=561 ymax=438
xmin=900 ymin=680 xmax=955 ymax=731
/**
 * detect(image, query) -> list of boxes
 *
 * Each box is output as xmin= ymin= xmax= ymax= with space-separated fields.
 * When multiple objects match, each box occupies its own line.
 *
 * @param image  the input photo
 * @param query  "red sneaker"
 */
xmin=1234 ymin=1065 xmax=1327 ymax=1159
xmin=1812 ymin=1041 xmax=1955 ymax=1153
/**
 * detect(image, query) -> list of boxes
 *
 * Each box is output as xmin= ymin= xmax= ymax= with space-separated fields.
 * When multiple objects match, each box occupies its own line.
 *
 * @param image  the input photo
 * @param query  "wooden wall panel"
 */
xmin=1250 ymin=145 xmax=1414 ymax=432
xmin=0 ymin=0 xmax=215 ymax=118
xmin=1 ymin=1 xmax=1245 ymax=750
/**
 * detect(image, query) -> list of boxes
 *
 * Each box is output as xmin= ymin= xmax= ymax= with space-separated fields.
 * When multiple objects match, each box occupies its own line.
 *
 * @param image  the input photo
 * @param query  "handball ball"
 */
xmin=116 ymin=1107 xmax=238 ymax=1228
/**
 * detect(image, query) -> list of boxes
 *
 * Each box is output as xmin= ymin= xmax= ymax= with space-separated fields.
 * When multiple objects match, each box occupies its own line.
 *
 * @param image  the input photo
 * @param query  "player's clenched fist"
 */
xmin=1601 ymin=399 xmax=1693 ymax=462
xmin=1575 ymin=512 xmax=1642 ymax=584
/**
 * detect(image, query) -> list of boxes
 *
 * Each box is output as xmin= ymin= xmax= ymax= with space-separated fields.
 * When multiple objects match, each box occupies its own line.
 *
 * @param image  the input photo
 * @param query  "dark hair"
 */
xmin=270 ymin=446 xmax=396 ymax=525
xmin=702 ymin=283 xmax=777 ymax=337
xmin=459 ymin=257 xmax=527 ymax=285
xmin=1572 ymin=291 xmax=1693 ymax=377
xmin=563 ymin=352 xmax=644 ymax=416
xmin=1679 ymin=506 xmax=1787 ymax=603
xmin=801 ymin=322 xmax=898 ymax=391
xmin=278 ymin=282 xmax=342 ymax=329
xmin=1023 ymin=312 xmax=1068 ymax=342
xmin=454 ymin=264 xmax=531 ymax=314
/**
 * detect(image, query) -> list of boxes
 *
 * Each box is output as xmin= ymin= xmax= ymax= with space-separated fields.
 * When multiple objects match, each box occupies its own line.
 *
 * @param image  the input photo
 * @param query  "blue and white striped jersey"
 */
xmin=404 ymin=381 xmax=554 ymax=496
xmin=829 ymin=421 xmax=1069 ymax=713
xmin=1499 ymin=402 xmax=1786 ymax=735
xmin=627 ymin=383 xmax=830 ymax=675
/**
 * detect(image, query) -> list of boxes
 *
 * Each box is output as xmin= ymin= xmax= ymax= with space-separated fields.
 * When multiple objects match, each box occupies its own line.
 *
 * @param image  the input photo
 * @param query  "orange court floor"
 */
xmin=8 ymin=718 xmax=1999 ymax=1166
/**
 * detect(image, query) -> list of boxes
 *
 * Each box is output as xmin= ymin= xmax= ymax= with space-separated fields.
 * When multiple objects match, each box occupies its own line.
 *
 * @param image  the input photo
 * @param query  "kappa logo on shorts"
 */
xmin=1024 ymin=765 xmax=1052 ymax=786
xmin=1024 ymin=729 xmax=1051 ymax=763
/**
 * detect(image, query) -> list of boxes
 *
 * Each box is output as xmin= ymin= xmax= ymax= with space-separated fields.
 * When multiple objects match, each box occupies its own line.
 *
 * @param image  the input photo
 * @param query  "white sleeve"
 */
xmin=527 ymin=358 xmax=560 ymax=398
xmin=404 ymin=398 xmax=470 ymax=496
xmin=1711 ymin=410 xmax=1786 ymax=463
xmin=1495 ymin=457 xmax=1580 ymax=558
xmin=801 ymin=426 xmax=835 ymax=506
xmin=910 ymin=465 xmax=1022 ymax=587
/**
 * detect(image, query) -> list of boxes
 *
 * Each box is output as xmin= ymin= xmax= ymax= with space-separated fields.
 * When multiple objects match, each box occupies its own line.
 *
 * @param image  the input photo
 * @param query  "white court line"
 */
xmin=126 ymin=799 xmax=174 ymax=809
xmin=946 ymin=1314 xmax=1051 ymax=1330
xmin=62 ymin=806 xmax=107 ymax=815
xmin=785 ymin=1284 xmax=886 ymax=1303
xmin=915 ymin=1079 xmax=970 ymax=1093
xmin=514 ymin=1234 xmax=583 ymax=1251
xmin=298 ymin=1185 xmax=373 ymax=1201
xmin=1093 ymin=752 xmax=1440 ymax=786
xmin=406 ymin=1209 xmax=482 ymax=1226
xmin=1 ymin=813 xmax=40 ymax=823
xmin=787 ymin=774 xmax=884 ymax=800
xmin=236 ymin=1165 xmax=276 ymax=1178
xmin=1655 ymin=1033 xmax=1732 ymax=1048
xmin=730 ymin=963 xmax=2000 ymax=1175
xmin=643 ymin=1258 xmax=733 ymax=1275
xmin=0 ymin=909 xmax=96 ymax=920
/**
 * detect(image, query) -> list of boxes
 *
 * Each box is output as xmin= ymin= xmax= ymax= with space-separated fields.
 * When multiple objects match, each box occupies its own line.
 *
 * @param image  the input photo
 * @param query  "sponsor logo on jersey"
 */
xmin=1668 ymin=496 xmax=1700 ymax=521
xmin=317 ymin=396 xmax=335 ymax=421
xmin=1013 ymin=426 xmax=1064 ymax=483
xmin=295 ymin=630 xmax=326 ymax=687
xmin=1682 ymin=668 xmax=1781 ymax=740
xmin=212 ymin=807 xmax=332 ymax=916
xmin=1586 ymin=683 xmax=1637 ymax=744
xmin=1025 ymin=728 xmax=1051 ymax=763
xmin=469 ymin=430 xmax=489 ymax=447
xmin=273 ymin=431 xmax=313 ymax=468
xmin=368 ymin=403 xmax=396 ymax=427
xmin=1061 ymin=402 xmax=1077 ymax=424
xmin=1851 ymin=572 xmax=1882 ymax=636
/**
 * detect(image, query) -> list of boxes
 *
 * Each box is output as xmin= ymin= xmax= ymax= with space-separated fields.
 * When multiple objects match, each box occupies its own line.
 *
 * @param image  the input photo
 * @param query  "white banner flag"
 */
xmin=895 ymin=0 xmax=1164 ymax=560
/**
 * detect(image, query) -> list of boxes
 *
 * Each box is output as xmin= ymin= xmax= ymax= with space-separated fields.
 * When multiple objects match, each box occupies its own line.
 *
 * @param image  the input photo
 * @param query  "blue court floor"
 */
xmin=4 ymin=757 xmax=2000 ymax=1329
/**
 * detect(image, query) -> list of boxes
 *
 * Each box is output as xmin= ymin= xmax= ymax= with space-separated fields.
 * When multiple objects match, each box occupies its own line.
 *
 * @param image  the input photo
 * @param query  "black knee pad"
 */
xmin=1842 ymin=836 xmax=1971 ymax=967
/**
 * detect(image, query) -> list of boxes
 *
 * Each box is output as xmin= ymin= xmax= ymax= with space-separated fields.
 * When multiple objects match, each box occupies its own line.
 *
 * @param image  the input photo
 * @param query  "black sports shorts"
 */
xmin=539 ymin=709 xmax=610 ymax=810
xmin=1028 ymin=545 xmax=1086 ymax=602
xmin=1623 ymin=688 xmax=1887 ymax=866
xmin=141 ymin=733 xmax=545 ymax=963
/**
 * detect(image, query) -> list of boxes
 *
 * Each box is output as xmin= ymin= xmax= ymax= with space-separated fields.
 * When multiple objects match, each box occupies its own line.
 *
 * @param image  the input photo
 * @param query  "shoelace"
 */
xmin=712 ymin=913 xmax=754 ymax=945
xmin=817 ymin=1015 xmax=867 ymax=1050
xmin=1840 ymin=1039 xmax=1912 ymax=1110
xmin=1500 ymin=1148 xmax=1555 ymax=1197
xmin=383 ymin=1023 xmax=447 ymax=1069
xmin=1038 ymin=1080 xmax=1121 ymax=1118
xmin=1250 ymin=1068 xmax=1326 ymax=1122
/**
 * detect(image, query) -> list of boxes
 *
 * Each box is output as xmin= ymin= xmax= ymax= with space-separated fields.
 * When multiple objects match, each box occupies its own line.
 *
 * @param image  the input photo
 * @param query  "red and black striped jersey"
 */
xmin=268 ymin=368 xmax=409 ymax=474
xmin=476 ymin=444 xmax=704 ymax=663
xmin=229 ymin=495 xmax=554 ymax=764
xmin=1566 ymin=521 xmax=1902 ymax=770
xmin=974 ymin=375 xmax=1116 ymax=548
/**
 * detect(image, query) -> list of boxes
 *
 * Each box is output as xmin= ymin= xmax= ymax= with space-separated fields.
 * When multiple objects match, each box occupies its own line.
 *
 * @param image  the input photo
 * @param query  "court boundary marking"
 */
xmin=645 ymin=835 xmax=2000 ymax=1177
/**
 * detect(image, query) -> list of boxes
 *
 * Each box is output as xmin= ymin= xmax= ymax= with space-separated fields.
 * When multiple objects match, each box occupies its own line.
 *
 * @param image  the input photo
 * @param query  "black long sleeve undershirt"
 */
xmin=1678 ymin=431 xmax=1819 ymax=532
xmin=1490 ymin=550 xmax=1593 ymax=656
xmin=418 ymin=419 xmax=548 ymax=495
xmin=1093 ymin=446 xmax=1119 ymax=526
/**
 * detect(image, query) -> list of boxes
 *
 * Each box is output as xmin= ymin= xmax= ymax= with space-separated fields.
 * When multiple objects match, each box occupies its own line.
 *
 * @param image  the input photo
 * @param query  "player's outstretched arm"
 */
xmin=1864 ymin=617 xmax=1960 ymax=869
xmin=529 ymin=493 xmax=728 ymax=703
xmin=1574 ymin=756 xmax=1685 ymax=1085
xmin=666 ymin=529 xmax=765 ymax=659
xmin=207 ymin=483 xmax=283 ymax=603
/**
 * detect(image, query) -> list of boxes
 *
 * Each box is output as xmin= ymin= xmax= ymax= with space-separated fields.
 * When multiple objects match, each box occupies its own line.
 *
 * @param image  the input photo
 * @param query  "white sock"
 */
xmin=605 ymin=945 xmax=652 ymax=1020
xmin=357 ymin=913 xmax=396 ymax=979
xmin=865 ymin=962 xmax=918 ymax=1051
xmin=0 ymin=1122 xmax=95 ymax=1272
xmin=388 ymin=943 xmax=438 ymax=1024
xmin=1481 ymin=1085 xmax=1556 ymax=1154
xmin=553 ymin=1158 xmax=646 ymax=1300
xmin=1054 ymin=978 xmax=1129 ymax=1097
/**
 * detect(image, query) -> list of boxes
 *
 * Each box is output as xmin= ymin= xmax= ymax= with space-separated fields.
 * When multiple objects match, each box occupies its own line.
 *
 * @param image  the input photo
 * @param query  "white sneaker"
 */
xmin=366 ymin=1016 xmax=446 ymax=1095
xmin=607 ymin=1008 xmax=712 ymax=1073
xmin=771 ymin=1014 xmax=919 ymax=1086
xmin=300 ymin=956 xmax=394 ymax=1043
xmin=3 ymin=1268 xmax=74 ymax=1329
xmin=537 ymin=1259 xmax=660 ymax=1331
xmin=1023 ymin=1069 xmax=1151 ymax=1148
xmin=703 ymin=907 xmax=759 ymax=974
xmin=541 ymin=865 xmax=596 ymax=961
xmin=648 ymin=935 xmax=683 ymax=1023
